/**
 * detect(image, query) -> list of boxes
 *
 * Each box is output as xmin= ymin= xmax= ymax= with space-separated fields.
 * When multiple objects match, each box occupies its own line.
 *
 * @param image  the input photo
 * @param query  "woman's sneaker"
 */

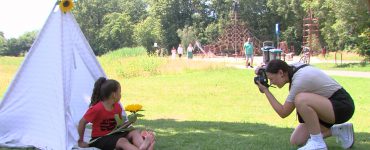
xmin=298 ymin=139 xmax=327 ymax=150
xmin=331 ymin=123 xmax=354 ymax=149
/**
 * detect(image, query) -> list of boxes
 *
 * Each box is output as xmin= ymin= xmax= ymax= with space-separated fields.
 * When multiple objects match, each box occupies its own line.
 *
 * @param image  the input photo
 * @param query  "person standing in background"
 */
xmin=177 ymin=44 xmax=183 ymax=58
xmin=187 ymin=43 xmax=193 ymax=59
xmin=171 ymin=46 xmax=177 ymax=59
xmin=243 ymin=38 xmax=254 ymax=68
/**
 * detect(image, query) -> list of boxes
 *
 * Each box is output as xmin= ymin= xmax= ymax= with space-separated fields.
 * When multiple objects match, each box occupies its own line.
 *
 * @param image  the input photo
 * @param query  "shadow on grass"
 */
xmin=138 ymin=119 xmax=370 ymax=150
xmin=1 ymin=119 xmax=368 ymax=150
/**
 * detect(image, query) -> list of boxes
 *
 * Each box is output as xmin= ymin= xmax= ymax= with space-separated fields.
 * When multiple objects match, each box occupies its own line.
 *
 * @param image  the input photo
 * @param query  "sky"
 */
xmin=0 ymin=0 xmax=56 ymax=39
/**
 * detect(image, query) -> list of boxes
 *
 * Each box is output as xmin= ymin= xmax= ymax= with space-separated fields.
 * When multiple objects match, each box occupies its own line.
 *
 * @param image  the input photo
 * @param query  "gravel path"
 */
xmin=192 ymin=56 xmax=370 ymax=78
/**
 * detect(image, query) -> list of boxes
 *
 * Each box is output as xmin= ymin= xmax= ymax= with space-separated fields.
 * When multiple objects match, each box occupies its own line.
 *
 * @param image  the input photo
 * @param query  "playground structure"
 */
xmin=301 ymin=7 xmax=321 ymax=64
xmin=195 ymin=1 xmax=322 ymax=64
xmin=200 ymin=0 xmax=262 ymax=57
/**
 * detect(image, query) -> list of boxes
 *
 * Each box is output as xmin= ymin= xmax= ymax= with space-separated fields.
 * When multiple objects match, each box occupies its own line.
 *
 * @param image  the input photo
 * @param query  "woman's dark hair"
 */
xmin=90 ymin=77 xmax=120 ymax=106
xmin=266 ymin=60 xmax=294 ymax=88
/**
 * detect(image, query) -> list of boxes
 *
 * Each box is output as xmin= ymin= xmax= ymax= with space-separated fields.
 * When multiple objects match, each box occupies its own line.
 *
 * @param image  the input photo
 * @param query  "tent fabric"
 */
xmin=0 ymin=4 xmax=105 ymax=150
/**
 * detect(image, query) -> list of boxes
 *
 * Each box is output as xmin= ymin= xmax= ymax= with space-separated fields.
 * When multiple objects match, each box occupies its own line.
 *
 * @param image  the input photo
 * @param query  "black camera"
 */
xmin=254 ymin=68 xmax=269 ymax=88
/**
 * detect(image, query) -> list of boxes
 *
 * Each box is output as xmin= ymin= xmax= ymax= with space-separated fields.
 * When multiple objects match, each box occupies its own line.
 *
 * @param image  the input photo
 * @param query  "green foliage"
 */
xmin=73 ymin=0 xmax=114 ymax=55
xmin=314 ymin=0 xmax=369 ymax=53
xmin=4 ymin=0 xmax=368 ymax=58
xmin=99 ymin=47 xmax=166 ymax=78
xmin=104 ymin=55 xmax=166 ymax=78
xmin=239 ymin=0 xmax=277 ymax=41
xmin=73 ymin=0 xmax=147 ymax=55
xmin=177 ymin=25 xmax=197 ymax=49
xmin=99 ymin=13 xmax=134 ymax=53
xmin=102 ymin=47 xmax=147 ymax=58
xmin=146 ymin=0 xmax=194 ymax=50
xmin=203 ymin=22 xmax=220 ymax=44
xmin=134 ymin=17 xmax=163 ymax=54
xmin=0 ymin=32 xmax=7 ymax=55
xmin=0 ymin=31 xmax=37 ymax=56
xmin=265 ymin=0 xmax=305 ymax=52
xmin=118 ymin=0 xmax=148 ymax=24
xmin=357 ymin=28 xmax=370 ymax=60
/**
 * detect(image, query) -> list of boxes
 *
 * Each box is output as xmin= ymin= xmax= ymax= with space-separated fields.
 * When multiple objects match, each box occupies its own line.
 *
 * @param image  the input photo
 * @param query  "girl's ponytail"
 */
xmin=90 ymin=77 xmax=106 ymax=106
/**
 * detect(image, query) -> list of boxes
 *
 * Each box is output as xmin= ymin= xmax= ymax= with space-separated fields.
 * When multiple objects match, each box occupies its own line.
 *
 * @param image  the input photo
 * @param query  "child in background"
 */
xmin=77 ymin=77 xmax=155 ymax=150
xmin=171 ymin=46 xmax=177 ymax=59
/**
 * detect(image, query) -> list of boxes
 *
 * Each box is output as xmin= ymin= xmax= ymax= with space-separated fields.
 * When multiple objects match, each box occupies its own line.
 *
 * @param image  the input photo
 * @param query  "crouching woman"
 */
xmin=255 ymin=60 xmax=354 ymax=150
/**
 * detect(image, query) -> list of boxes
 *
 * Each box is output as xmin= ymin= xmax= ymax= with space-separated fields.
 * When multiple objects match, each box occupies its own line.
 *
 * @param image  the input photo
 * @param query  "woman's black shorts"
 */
xmin=298 ymin=88 xmax=355 ymax=128
xmin=89 ymin=131 xmax=129 ymax=150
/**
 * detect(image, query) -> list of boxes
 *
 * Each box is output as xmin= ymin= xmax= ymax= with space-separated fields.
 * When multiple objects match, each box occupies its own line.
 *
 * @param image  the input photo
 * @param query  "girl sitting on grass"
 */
xmin=77 ymin=77 xmax=155 ymax=150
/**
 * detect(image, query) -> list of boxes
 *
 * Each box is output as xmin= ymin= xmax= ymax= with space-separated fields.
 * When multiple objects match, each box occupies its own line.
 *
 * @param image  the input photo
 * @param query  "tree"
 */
xmin=312 ymin=0 xmax=369 ymax=54
xmin=134 ymin=16 xmax=163 ymax=54
xmin=0 ymin=32 xmax=7 ymax=55
xmin=266 ymin=0 xmax=305 ymax=53
xmin=18 ymin=31 xmax=38 ymax=55
xmin=99 ymin=13 xmax=134 ymax=54
xmin=146 ymin=0 xmax=194 ymax=50
xmin=2 ymin=31 xmax=37 ymax=56
xmin=177 ymin=25 xmax=197 ymax=50
xmin=119 ymin=0 xmax=148 ymax=24
xmin=203 ymin=22 xmax=221 ymax=44
xmin=73 ymin=0 xmax=148 ymax=55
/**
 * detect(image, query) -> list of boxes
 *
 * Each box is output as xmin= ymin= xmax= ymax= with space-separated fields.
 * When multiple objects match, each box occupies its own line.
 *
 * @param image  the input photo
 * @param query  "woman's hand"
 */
xmin=78 ymin=140 xmax=89 ymax=148
xmin=256 ymin=81 xmax=268 ymax=93
xmin=254 ymin=66 xmax=262 ymax=75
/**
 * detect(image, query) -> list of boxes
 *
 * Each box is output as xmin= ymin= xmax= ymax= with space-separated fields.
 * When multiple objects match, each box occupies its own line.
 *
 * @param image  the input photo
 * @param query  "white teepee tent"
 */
xmin=0 ymin=3 xmax=105 ymax=150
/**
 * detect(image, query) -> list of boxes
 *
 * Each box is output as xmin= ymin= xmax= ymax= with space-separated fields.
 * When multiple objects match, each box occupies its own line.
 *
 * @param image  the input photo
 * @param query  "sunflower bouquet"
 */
xmin=124 ymin=104 xmax=145 ymax=123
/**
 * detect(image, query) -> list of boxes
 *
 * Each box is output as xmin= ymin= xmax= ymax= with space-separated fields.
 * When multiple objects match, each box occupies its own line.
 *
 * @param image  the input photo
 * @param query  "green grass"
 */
xmin=104 ymin=47 xmax=148 ymax=58
xmin=317 ymin=51 xmax=367 ymax=61
xmin=0 ymin=48 xmax=369 ymax=149
xmin=123 ymin=69 xmax=370 ymax=150
xmin=0 ymin=57 xmax=24 ymax=98
xmin=312 ymin=62 xmax=370 ymax=72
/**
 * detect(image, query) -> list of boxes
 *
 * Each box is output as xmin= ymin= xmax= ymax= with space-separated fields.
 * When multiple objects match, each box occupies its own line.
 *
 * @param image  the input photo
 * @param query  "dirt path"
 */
xmin=193 ymin=56 xmax=370 ymax=78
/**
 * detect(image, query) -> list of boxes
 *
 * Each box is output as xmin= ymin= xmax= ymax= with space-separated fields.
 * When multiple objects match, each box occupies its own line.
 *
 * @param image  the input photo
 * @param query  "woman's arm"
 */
xmin=257 ymin=82 xmax=295 ymax=118
xmin=263 ymin=89 xmax=295 ymax=118
xmin=77 ymin=118 xmax=89 ymax=148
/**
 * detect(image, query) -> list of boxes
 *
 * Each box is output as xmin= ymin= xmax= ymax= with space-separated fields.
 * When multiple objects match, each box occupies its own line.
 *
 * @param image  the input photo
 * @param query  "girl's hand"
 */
xmin=256 ymin=81 xmax=268 ymax=93
xmin=78 ymin=140 xmax=89 ymax=148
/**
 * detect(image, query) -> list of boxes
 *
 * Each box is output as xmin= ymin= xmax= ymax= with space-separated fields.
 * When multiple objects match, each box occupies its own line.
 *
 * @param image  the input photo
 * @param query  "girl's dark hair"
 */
xmin=90 ymin=77 xmax=120 ymax=106
xmin=265 ymin=60 xmax=294 ymax=89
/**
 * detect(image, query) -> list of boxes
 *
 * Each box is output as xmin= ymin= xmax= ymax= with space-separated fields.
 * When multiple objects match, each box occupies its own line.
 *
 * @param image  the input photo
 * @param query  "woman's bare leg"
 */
xmin=291 ymin=123 xmax=310 ymax=146
xmin=291 ymin=124 xmax=332 ymax=146
xmin=294 ymin=93 xmax=335 ymax=135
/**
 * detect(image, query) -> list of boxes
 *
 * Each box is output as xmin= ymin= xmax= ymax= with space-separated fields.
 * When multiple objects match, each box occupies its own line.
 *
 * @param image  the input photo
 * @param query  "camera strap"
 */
xmin=289 ymin=64 xmax=308 ymax=90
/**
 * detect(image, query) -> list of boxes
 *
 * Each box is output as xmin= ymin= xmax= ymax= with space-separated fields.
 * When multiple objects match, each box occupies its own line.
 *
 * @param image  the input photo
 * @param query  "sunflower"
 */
xmin=59 ymin=0 xmax=74 ymax=13
xmin=125 ymin=104 xmax=143 ymax=113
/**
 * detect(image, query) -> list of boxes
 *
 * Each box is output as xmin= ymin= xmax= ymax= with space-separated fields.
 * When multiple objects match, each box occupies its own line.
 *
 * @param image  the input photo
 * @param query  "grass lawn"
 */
xmin=317 ymin=51 xmax=367 ymax=61
xmin=122 ymin=68 xmax=370 ymax=150
xmin=0 ymin=52 xmax=369 ymax=149
xmin=312 ymin=62 xmax=370 ymax=72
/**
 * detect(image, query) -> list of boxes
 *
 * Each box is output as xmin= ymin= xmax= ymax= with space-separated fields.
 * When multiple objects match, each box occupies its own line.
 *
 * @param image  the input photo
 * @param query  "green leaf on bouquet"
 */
xmin=114 ymin=114 xmax=124 ymax=127
xmin=128 ymin=114 xmax=138 ymax=123
xmin=136 ymin=114 xmax=145 ymax=117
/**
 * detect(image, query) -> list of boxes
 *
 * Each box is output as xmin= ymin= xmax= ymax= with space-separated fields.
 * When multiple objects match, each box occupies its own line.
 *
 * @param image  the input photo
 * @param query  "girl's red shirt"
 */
xmin=83 ymin=101 xmax=122 ymax=137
